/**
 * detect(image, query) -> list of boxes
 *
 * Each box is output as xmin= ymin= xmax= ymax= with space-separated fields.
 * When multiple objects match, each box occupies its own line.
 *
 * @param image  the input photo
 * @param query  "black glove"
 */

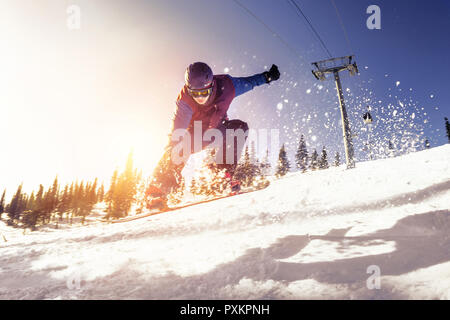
xmin=263 ymin=64 xmax=280 ymax=83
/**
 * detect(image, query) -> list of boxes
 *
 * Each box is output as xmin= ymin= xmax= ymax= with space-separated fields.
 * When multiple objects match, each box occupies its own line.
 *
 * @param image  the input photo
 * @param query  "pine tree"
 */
xmin=67 ymin=183 xmax=74 ymax=223
xmin=0 ymin=189 xmax=6 ymax=220
xmin=57 ymin=185 xmax=70 ymax=222
xmin=41 ymin=188 xmax=50 ymax=223
xmin=310 ymin=149 xmax=319 ymax=170
xmin=33 ymin=184 xmax=47 ymax=226
xmin=77 ymin=179 xmax=96 ymax=224
xmin=118 ymin=152 xmax=138 ymax=216
xmin=234 ymin=145 xmax=261 ymax=187
xmin=295 ymin=135 xmax=308 ymax=172
xmin=98 ymin=183 xmax=105 ymax=202
xmin=106 ymin=171 xmax=118 ymax=203
xmin=27 ymin=184 xmax=44 ymax=230
xmin=334 ymin=152 xmax=340 ymax=167
xmin=319 ymin=146 xmax=329 ymax=169
xmin=105 ymin=170 xmax=118 ymax=219
xmin=8 ymin=184 xmax=23 ymax=223
xmin=252 ymin=149 xmax=270 ymax=190
xmin=21 ymin=191 xmax=36 ymax=229
xmin=106 ymin=152 xmax=139 ymax=219
xmin=90 ymin=178 xmax=98 ymax=205
xmin=202 ymin=148 xmax=226 ymax=195
xmin=69 ymin=181 xmax=80 ymax=223
xmin=26 ymin=191 xmax=35 ymax=211
xmin=79 ymin=181 xmax=86 ymax=214
xmin=74 ymin=181 xmax=86 ymax=220
xmin=243 ymin=145 xmax=254 ymax=184
xmin=260 ymin=148 xmax=272 ymax=176
xmin=48 ymin=176 xmax=60 ymax=222
xmin=275 ymin=144 xmax=290 ymax=177
xmin=18 ymin=193 xmax=27 ymax=218
xmin=445 ymin=117 xmax=450 ymax=143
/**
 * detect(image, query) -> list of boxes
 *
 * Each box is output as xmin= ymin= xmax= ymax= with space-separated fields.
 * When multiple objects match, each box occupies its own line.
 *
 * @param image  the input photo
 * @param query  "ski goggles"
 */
xmin=187 ymin=86 xmax=213 ymax=98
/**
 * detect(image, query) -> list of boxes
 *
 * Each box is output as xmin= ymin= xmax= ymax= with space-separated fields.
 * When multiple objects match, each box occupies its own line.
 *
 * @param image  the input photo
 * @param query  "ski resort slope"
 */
xmin=1 ymin=145 xmax=449 ymax=300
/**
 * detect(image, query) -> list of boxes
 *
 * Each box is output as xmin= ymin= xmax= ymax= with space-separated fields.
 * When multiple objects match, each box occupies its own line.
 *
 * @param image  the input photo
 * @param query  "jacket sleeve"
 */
xmin=168 ymin=100 xmax=193 ymax=146
xmin=171 ymin=100 xmax=193 ymax=131
xmin=229 ymin=73 xmax=267 ymax=98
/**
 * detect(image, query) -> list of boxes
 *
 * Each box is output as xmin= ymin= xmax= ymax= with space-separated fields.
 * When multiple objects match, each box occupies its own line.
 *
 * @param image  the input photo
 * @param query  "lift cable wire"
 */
xmin=330 ymin=0 xmax=354 ymax=55
xmin=287 ymin=0 xmax=333 ymax=59
xmin=231 ymin=0 xmax=308 ymax=65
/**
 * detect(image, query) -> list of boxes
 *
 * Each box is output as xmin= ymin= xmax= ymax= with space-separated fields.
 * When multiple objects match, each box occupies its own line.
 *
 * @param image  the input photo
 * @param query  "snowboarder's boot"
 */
xmin=145 ymin=185 xmax=168 ymax=210
xmin=230 ymin=180 xmax=241 ymax=194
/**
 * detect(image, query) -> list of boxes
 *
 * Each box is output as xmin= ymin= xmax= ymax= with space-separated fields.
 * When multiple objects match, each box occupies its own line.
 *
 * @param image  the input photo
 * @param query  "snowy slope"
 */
xmin=1 ymin=145 xmax=449 ymax=300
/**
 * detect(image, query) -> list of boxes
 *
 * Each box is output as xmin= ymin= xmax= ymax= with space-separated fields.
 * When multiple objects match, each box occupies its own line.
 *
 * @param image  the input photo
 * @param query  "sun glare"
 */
xmin=110 ymin=130 xmax=166 ymax=179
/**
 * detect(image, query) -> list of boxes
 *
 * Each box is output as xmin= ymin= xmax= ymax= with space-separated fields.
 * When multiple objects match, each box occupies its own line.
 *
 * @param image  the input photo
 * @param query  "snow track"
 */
xmin=1 ymin=145 xmax=449 ymax=299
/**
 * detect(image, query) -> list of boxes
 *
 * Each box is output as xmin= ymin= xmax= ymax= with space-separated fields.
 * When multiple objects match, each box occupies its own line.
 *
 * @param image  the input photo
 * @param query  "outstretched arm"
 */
xmin=229 ymin=64 xmax=280 ymax=98
xmin=229 ymin=73 xmax=267 ymax=98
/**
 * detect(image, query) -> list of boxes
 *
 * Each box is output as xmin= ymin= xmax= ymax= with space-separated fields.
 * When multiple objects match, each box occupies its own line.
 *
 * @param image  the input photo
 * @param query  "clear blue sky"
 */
xmin=1 ymin=0 xmax=449 ymax=200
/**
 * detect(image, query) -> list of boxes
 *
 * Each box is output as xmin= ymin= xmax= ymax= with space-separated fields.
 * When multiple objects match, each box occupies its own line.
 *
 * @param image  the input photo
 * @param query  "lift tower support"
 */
xmin=311 ymin=55 xmax=359 ymax=169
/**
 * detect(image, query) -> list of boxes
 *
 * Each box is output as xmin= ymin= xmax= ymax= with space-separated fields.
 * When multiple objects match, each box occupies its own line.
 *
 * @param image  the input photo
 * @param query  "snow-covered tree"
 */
xmin=334 ymin=151 xmax=340 ymax=167
xmin=310 ymin=149 xmax=319 ymax=170
xmin=276 ymin=144 xmax=290 ymax=177
xmin=319 ymin=146 xmax=329 ymax=169
xmin=234 ymin=145 xmax=260 ymax=187
xmin=295 ymin=135 xmax=308 ymax=172
xmin=259 ymin=148 xmax=272 ymax=176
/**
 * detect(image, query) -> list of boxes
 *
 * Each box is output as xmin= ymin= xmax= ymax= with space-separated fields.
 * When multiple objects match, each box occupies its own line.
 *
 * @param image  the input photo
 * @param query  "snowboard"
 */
xmin=99 ymin=182 xmax=270 ymax=224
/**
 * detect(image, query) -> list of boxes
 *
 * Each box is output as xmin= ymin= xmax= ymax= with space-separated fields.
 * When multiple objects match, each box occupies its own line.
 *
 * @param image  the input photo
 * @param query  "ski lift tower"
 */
xmin=311 ymin=55 xmax=359 ymax=169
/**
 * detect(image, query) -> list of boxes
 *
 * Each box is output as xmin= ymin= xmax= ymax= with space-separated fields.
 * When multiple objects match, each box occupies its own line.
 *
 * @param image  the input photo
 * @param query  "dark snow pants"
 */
xmin=152 ymin=119 xmax=249 ymax=194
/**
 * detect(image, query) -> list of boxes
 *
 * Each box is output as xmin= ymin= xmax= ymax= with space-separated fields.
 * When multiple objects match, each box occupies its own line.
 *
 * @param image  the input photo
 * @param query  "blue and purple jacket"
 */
xmin=170 ymin=73 xmax=267 ymax=137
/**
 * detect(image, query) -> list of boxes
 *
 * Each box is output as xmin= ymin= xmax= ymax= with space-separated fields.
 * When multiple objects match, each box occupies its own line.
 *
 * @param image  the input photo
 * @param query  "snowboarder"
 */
xmin=146 ymin=62 xmax=280 ymax=209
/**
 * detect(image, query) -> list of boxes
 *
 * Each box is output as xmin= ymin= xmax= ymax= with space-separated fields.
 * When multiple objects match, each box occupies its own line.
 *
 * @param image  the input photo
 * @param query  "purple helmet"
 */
xmin=185 ymin=62 xmax=214 ymax=90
